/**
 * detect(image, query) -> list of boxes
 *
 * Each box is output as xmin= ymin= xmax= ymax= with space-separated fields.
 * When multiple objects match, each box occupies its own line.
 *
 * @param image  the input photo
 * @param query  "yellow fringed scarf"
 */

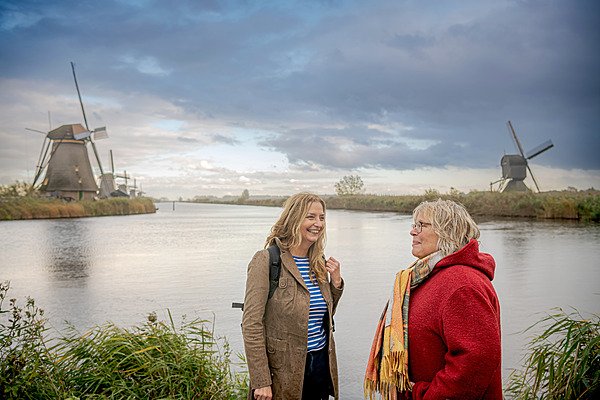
xmin=364 ymin=251 xmax=443 ymax=400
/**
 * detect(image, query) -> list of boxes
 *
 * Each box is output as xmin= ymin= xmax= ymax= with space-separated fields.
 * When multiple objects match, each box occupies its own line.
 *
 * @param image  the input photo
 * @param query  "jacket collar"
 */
xmin=274 ymin=237 xmax=308 ymax=291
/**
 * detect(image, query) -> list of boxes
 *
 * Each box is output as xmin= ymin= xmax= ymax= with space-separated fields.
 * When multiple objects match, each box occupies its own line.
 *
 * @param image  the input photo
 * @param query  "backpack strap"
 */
xmin=267 ymin=244 xmax=281 ymax=299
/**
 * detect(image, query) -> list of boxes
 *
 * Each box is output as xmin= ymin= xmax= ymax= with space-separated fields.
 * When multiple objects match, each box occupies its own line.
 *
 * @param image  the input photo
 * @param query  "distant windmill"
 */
xmin=490 ymin=121 xmax=554 ymax=193
xmin=99 ymin=149 xmax=133 ymax=198
xmin=31 ymin=62 xmax=110 ymax=200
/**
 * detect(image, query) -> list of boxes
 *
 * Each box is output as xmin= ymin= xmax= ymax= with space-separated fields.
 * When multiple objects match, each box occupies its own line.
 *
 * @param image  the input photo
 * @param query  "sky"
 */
xmin=1 ymin=0 xmax=599 ymax=200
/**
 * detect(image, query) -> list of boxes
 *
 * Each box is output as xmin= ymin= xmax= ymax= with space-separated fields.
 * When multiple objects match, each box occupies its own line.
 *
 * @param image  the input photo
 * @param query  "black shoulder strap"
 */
xmin=267 ymin=244 xmax=281 ymax=299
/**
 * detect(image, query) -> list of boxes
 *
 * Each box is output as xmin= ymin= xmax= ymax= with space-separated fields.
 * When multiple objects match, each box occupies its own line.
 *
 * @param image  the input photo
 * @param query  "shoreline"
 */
xmin=0 ymin=197 xmax=156 ymax=221
xmin=188 ymin=190 xmax=600 ymax=222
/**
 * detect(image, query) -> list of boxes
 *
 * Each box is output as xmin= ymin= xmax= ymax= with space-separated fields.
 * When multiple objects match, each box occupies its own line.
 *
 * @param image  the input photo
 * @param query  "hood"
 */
xmin=434 ymin=239 xmax=496 ymax=281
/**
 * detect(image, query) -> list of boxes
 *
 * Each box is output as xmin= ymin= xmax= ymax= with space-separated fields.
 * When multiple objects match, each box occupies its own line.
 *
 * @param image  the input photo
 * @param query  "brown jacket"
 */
xmin=242 ymin=239 xmax=344 ymax=399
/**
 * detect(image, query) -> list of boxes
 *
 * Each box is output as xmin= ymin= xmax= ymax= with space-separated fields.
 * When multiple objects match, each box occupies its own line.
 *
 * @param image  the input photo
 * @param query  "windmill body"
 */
xmin=500 ymin=154 xmax=528 ymax=192
xmin=39 ymin=124 xmax=98 ymax=200
xmin=99 ymin=173 xmax=116 ymax=198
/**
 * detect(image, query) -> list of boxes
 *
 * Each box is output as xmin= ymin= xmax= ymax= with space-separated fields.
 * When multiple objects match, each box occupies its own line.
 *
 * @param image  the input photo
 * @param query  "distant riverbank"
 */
xmin=191 ymin=190 xmax=600 ymax=221
xmin=0 ymin=197 xmax=156 ymax=221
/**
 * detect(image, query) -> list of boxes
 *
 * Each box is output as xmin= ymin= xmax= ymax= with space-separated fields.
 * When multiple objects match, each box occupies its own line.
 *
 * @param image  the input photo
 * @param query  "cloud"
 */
xmin=0 ymin=0 xmax=598 ymax=198
xmin=118 ymin=55 xmax=172 ymax=76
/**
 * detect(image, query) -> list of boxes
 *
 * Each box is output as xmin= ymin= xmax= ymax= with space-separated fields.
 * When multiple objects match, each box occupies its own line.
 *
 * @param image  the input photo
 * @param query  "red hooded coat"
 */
xmin=408 ymin=239 xmax=502 ymax=400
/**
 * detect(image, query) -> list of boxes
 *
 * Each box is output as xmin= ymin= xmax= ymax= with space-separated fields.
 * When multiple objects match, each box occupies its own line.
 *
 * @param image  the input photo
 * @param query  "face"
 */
xmin=299 ymin=201 xmax=325 ymax=247
xmin=410 ymin=212 xmax=439 ymax=258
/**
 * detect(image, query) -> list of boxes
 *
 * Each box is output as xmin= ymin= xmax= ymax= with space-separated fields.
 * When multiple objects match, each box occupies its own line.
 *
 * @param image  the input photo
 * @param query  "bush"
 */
xmin=0 ymin=282 xmax=248 ymax=399
xmin=506 ymin=309 xmax=600 ymax=399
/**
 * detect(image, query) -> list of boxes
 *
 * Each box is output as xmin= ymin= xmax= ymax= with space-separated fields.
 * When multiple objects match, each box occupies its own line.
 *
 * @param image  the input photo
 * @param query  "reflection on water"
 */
xmin=0 ymin=204 xmax=599 ymax=399
xmin=44 ymin=220 xmax=92 ymax=283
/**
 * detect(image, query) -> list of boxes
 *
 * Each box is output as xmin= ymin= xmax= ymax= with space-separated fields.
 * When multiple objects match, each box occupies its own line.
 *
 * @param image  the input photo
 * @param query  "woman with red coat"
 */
xmin=365 ymin=199 xmax=502 ymax=400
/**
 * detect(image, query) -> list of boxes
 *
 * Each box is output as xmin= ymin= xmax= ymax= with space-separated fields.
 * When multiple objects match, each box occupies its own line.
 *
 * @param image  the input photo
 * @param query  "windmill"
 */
xmin=100 ymin=149 xmax=134 ymax=198
xmin=31 ymin=62 xmax=110 ymax=200
xmin=490 ymin=121 xmax=554 ymax=193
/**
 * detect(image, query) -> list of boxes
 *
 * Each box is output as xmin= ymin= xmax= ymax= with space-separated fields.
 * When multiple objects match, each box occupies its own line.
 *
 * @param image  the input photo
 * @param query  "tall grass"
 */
xmin=201 ymin=190 xmax=600 ymax=221
xmin=506 ymin=309 xmax=600 ymax=399
xmin=0 ymin=197 xmax=156 ymax=221
xmin=0 ymin=282 xmax=248 ymax=399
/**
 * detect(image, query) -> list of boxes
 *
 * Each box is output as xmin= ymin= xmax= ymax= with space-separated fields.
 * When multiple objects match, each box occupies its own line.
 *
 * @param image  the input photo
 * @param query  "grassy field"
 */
xmin=195 ymin=190 xmax=600 ymax=222
xmin=0 ymin=196 xmax=156 ymax=221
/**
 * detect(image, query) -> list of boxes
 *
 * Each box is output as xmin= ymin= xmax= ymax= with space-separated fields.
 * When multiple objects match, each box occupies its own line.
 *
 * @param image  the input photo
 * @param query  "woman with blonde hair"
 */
xmin=242 ymin=192 xmax=344 ymax=399
xmin=365 ymin=199 xmax=502 ymax=399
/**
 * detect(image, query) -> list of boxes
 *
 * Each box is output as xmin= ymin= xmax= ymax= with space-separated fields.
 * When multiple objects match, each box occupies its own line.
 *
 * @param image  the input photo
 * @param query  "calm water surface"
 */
xmin=1 ymin=202 xmax=599 ymax=399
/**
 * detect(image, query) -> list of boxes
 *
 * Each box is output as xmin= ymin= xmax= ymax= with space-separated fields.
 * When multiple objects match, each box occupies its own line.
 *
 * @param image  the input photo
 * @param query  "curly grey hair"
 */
xmin=413 ymin=199 xmax=480 ymax=257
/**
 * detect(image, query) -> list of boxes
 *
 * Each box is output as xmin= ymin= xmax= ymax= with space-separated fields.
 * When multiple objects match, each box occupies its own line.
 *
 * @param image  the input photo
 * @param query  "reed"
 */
xmin=506 ymin=309 xmax=600 ymax=399
xmin=206 ymin=190 xmax=600 ymax=221
xmin=0 ymin=197 xmax=156 ymax=220
xmin=0 ymin=282 xmax=248 ymax=399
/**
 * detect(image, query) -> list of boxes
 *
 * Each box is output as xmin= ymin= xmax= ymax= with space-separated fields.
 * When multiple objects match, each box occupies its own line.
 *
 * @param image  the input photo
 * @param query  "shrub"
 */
xmin=506 ymin=309 xmax=600 ymax=399
xmin=0 ymin=282 xmax=248 ymax=399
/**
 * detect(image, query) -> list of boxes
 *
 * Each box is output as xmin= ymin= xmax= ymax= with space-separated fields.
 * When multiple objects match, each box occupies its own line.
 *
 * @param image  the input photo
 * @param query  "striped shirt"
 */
xmin=293 ymin=256 xmax=327 ymax=352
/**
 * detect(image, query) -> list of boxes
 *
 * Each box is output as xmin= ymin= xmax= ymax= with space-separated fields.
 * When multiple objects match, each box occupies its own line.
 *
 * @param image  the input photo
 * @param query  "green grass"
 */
xmin=0 ymin=282 xmax=248 ymax=399
xmin=506 ymin=309 xmax=600 ymax=399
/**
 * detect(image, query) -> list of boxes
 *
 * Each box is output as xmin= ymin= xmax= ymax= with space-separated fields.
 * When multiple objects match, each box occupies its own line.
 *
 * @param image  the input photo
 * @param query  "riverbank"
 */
xmin=0 ymin=197 xmax=156 ymax=221
xmin=0 ymin=282 xmax=247 ymax=399
xmin=192 ymin=190 xmax=600 ymax=221
xmin=2 ymin=279 xmax=596 ymax=398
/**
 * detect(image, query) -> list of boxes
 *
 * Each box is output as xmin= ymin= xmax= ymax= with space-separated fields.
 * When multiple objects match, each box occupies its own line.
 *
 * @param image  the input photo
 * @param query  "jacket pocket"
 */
xmin=266 ymin=337 xmax=287 ymax=370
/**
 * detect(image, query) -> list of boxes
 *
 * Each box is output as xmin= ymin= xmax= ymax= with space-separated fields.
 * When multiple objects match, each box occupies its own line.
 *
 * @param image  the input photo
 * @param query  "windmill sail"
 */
xmin=93 ymin=126 xmax=108 ymax=140
xmin=526 ymin=140 xmax=554 ymax=159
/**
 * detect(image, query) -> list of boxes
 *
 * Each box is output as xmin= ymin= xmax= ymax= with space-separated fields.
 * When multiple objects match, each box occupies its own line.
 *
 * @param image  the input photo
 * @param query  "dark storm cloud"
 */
xmin=1 ymin=0 xmax=599 ymax=172
xmin=260 ymin=125 xmax=480 ymax=170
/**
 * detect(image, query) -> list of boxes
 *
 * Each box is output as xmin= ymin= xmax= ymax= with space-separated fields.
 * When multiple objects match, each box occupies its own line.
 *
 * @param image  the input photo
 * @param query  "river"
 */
xmin=1 ymin=202 xmax=599 ymax=398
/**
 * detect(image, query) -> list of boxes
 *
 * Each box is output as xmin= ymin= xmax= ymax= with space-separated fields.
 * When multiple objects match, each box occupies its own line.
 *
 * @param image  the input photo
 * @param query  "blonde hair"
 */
xmin=413 ymin=199 xmax=480 ymax=257
xmin=266 ymin=192 xmax=327 ymax=282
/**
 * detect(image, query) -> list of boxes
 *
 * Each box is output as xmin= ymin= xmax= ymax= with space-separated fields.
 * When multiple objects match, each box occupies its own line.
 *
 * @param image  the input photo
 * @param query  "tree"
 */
xmin=334 ymin=175 xmax=365 ymax=196
xmin=0 ymin=181 xmax=36 ymax=198
xmin=237 ymin=189 xmax=250 ymax=204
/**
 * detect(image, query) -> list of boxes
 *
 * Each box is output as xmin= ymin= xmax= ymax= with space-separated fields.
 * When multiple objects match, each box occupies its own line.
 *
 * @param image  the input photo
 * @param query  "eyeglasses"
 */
xmin=411 ymin=221 xmax=432 ymax=233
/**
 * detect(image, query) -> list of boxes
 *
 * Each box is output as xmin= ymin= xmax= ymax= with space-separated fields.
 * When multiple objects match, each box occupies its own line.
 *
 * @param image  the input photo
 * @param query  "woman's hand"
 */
xmin=253 ymin=386 xmax=272 ymax=400
xmin=326 ymin=256 xmax=342 ymax=288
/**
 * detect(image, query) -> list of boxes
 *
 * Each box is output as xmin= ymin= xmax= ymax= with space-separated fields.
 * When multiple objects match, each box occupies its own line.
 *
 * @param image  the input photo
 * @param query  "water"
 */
xmin=1 ymin=202 xmax=599 ymax=398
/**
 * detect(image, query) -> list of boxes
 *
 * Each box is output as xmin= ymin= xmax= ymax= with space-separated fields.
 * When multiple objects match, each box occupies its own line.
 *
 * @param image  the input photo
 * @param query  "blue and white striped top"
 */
xmin=293 ymin=256 xmax=327 ymax=352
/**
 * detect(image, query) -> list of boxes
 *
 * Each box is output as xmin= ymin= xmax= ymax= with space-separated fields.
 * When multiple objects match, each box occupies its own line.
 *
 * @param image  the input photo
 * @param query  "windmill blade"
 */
xmin=71 ymin=62 xmax=105 ymax=175
xmin=26 ymin=127 xmax=51 ymax=186
xmin=89 ymin=140 xmax=105 ymax=175
xmin=25 ymin=128 xmax=48 ymax=135
xmin=507 ymin=121 xmax=527 ymax=159
xmin=35 ymin=136 xmax=49 ymax=175
xmin=526 ymin=140 xmax=554 ymax=159
xmin=527 ymin=164 xmax=541 ymax=193
xmin=33 ymin=134 xmax=68 ymax=187
xmin=32 ymin=137 xmax=50 ymax=187
xmin=71 ymin=61 xmax=90 ymax=131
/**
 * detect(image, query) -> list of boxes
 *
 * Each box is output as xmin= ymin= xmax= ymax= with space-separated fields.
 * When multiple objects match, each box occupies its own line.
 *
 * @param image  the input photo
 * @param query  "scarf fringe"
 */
xmin=364 ymin=350 xmax=411 ymax=400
